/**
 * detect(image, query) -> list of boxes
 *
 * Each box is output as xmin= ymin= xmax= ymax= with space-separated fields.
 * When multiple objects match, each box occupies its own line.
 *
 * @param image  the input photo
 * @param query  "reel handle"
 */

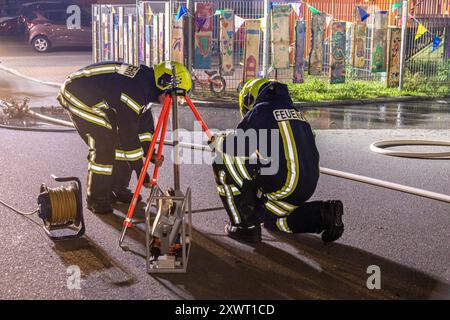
xmin=51 ymin=174 xmax=82 ymax=191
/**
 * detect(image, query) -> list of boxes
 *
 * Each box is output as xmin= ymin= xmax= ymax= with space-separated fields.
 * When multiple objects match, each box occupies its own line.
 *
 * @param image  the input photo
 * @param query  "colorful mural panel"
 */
xmin=219 ymin=9 xmax=234 ymax=75
xmin=194 ymin=2 xmax=213 ymax=69
xmin=352 ymin=6 xmax=367 ymax=68
xmin=172 ymin=17 xmax=184 ymax=63
xmin=330 ymin=21 xmax=346 ymax=84
xmin=309 ymin=13 xmax=326 ymax=75
xmin=243 ymin=19 xmax=261 ymax=81
xmin=387 ymin=28 xmax=402 ymax=88
xmin=371 ymin=11 xmax=388 ymax=73
xmin=294 ymin=20 xmax=306 ymax=83
xmin=271 ymin=4 xmax=291 ymax=69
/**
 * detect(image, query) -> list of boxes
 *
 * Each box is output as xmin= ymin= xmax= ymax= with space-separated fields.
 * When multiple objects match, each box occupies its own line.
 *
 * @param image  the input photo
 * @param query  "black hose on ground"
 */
xmin=0 ymin=123 xmax=76 ymax=132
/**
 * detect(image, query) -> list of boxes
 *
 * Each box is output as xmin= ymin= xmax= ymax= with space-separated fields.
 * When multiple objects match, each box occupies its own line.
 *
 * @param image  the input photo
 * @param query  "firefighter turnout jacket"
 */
xmin=57 ymin=62 xmax=160 ymax=201
xmin=213 ymin=83 xmax=321 ymax=232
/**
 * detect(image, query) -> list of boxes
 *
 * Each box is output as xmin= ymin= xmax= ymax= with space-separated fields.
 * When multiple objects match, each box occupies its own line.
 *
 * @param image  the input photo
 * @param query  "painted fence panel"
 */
xmin=219 ymin=9 xmax=234 ymax=75
xmin=294 ymin=20 xmax=306 ymax=83
xmin=371 ymin=11 xmax=388 ymax=73
xmin=271 ymin=4 xmax=291 ymax=69
xmin=330 ymin=21 xmax=346 ymax=84
xmin=172 ymin=17 xmax=184 ymax=63
xmin=352 ymin=6 xmax=367 ymax=68
xmin=387 ymin=27 xmax=402 ymax=87
xmin=243 ymin=19 xmax=261 ymax=81
xmin=309 ymin=13 xmax=326 ymax=75
xmin=194 ymin=2 xmax=213 ymax=69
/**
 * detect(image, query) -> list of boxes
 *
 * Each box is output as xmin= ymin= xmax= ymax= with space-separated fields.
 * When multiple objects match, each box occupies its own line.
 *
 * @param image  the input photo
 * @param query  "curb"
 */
xmin=188 ymin=95 xmax=446 ymax=109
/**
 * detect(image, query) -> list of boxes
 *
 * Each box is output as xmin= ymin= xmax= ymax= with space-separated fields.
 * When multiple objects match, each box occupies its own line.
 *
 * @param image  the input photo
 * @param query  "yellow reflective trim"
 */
xmin=67 ymin=104 xmax=112 ymax=129
xmin=115 ymin=148 xmax=144 ymax=161
xmin=88 ymin=162 xmax=113 ymax=175
xmin=60 ymin=89 xmax=106 ymax=117
xmin=267 ymin=121 xmax=299 ymax=200
xmin=219 ymin=170 xmax=241 ymax=224
xmin=276 ymin=218 xmax=292 ymax=233
xmin=120 ymin=93 xmax=141 ymax=114
xmin=265 ymin=201 xmax=288 ymax=217
xmin=69 ymin=64 xmax=119 ymax=80
xmin=139 ymin=132 xmax=153 ymax=142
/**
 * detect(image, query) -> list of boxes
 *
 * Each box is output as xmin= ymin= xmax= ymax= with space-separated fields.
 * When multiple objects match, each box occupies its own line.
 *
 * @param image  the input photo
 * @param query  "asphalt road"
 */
xmin=0 ymin=127 xmax=448 ymax=299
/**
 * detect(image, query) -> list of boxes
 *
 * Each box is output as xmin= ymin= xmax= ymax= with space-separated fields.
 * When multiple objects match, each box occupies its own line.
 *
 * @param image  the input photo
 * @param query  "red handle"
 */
xmin=184 ymin=95 xmax=213 ymax=140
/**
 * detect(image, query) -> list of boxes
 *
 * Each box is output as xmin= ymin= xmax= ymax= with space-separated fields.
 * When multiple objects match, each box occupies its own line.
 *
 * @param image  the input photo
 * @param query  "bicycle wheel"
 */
xmin=209 ymin=75 xmax=226 ymax=95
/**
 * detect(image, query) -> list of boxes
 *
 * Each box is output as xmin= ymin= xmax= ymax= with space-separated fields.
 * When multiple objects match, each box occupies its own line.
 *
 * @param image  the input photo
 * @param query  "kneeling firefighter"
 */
xmin=57 ymin=61 xmax=192 ymax=214
xmin=210 ymin=78 xmax=344 ymax=243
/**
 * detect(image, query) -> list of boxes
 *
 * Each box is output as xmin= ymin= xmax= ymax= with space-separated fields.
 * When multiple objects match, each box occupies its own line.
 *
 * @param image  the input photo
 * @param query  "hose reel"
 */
xmin=37 ymin=175 xmax=85 ymax=240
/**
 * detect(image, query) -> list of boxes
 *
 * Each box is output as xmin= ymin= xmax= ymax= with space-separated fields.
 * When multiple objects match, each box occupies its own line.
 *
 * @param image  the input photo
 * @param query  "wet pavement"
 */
xmin=2 ymin=99 xmax=450 ymax=132
xmin=137 ymin=99 xmax=450 ymax=132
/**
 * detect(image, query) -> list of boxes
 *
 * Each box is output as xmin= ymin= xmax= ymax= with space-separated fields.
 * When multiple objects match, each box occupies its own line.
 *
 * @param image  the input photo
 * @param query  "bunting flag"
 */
xmin=307 ymin=4 xmax=321 ymax=15
xmin=357 ymin=6 xmax=370 ymax=22
xmin=176 ymin=4 xmax=188 ymax=21
xmin=292 ymin=3 xmax=301 ymax=17
xmin=325 ymin=15 xmax=333 ymax=28
xmin=415 ymin=23 xmax=428 ymax=40
xmin=234 ymin=15 xmax=245 ymax=31
xmin=391 ymin=2 xmax=402 ymax=11
xmin=432 ymin=36 xmax=442 ymax=52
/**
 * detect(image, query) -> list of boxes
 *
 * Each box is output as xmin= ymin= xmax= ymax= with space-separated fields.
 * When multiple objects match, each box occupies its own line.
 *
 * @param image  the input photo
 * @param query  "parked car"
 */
xmin=0 ymin=16 xmax=21 ymax=35
xmin=0 ymin=2 xmax=73 ymax=36
xmin=25 ymin=9 xmax=92 ymax=52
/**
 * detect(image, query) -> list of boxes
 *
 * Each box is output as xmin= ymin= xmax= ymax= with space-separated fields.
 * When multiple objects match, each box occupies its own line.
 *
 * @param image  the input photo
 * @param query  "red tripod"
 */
xmin=118 ymin=90 xmax=212 ymax=248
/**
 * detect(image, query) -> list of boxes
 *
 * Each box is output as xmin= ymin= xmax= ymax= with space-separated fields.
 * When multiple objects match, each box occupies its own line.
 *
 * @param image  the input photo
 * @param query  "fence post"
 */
xmin=165 ymin=1 xmax=171 ymax=61
xmin=187 ymin=0 xmax=194 ymax=72
xmin=262 ymin=0 xmax=271 ymax=77
xmin=398 ymin=0 xmax=409 ymax=90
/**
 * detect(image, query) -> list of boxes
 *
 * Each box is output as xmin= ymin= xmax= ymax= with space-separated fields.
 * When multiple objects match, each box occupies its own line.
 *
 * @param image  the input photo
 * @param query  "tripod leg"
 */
xmin=151 ymin=99 xmax=170 ymax=185
xmin=119 ymin=94 xmax=172 ymax=246
xmin=184 ymin=95 xmax=213 ymax=140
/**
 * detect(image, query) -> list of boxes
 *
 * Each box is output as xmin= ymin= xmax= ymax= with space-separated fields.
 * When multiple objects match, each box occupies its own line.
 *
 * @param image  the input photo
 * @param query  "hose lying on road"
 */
xmin=0 ymin=123 xmax=76 ymax=132
xmin=370 ymin=139 xmax=450 ymax=159
xmin=0 ymin=64 xmax=61 ymax=88
xmin=27 ymin=109 xmax=75 ymax=128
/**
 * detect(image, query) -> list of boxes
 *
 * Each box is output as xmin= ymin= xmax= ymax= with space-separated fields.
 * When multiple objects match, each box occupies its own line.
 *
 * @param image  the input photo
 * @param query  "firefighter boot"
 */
xmin=321 ymin=200 xmax=344 ymax=243
xmin=111 ymin=187 xmax=142 ymax=204
xmin=87 ymin=196 xmax=113 ymax=214
xmin=225 ymin=222 xmax=262 ymax=243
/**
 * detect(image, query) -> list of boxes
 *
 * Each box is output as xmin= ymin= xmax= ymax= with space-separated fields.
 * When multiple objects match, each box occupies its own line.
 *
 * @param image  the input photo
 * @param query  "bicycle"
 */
xmin=191 ymin=69 xmax=226 ymax=95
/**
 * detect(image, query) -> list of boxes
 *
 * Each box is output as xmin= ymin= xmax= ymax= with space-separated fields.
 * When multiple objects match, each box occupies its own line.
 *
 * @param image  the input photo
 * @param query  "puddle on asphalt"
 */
xmin=1 ymin=100 xmax=449 ymax=131
xmin=158 ymin=100 xmax=450 ymax=131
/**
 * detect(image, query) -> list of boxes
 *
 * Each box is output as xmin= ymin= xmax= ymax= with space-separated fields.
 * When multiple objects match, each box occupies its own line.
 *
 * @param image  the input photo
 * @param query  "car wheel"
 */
xmin=32 ymin=36 xmax=51 ymax=53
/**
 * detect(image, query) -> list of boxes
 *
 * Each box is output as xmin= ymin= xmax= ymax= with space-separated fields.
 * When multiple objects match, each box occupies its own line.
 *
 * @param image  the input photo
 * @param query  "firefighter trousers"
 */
xmin=212 ymin=157 xmax=325 ymax=234
xmin=59 ymin=90 xmax=135 ymax=203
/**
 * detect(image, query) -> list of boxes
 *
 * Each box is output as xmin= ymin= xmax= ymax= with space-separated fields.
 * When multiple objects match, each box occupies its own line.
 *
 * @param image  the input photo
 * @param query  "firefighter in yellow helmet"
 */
xmin=210 ymin=78 xmax=344 ymax=243
xmin=57 ymin=61 xmax=191 ymax=214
